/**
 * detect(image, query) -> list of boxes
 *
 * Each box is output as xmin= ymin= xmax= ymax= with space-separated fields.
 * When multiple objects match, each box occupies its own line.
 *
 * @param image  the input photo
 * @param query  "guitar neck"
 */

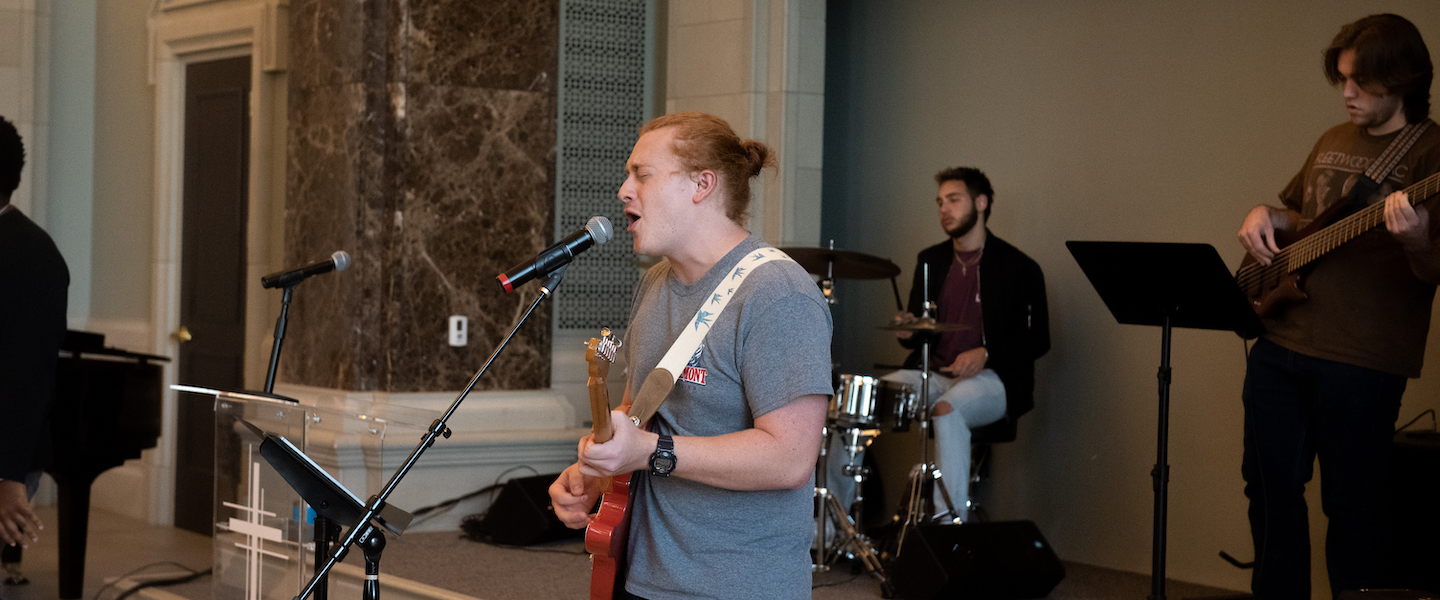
xmin=1277 ymin=170 xmax=1440 ymax=272
xmin=585 ymin=333 xmax=620 ymax=444
xmin=590 ymin=373 xmax=614 ymax=444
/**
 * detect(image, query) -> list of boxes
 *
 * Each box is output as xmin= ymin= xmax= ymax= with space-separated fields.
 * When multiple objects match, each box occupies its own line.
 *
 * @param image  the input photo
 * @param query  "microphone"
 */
xmin=261 ymin=251 xmax=352 ymax=289
xmin=497 ymin=216 xmax=613 ymax=293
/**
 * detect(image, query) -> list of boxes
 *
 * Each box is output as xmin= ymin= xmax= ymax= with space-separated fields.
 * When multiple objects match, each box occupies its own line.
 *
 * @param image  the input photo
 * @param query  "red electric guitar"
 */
xmin=584 ymin=329 xmax=629 ymax=600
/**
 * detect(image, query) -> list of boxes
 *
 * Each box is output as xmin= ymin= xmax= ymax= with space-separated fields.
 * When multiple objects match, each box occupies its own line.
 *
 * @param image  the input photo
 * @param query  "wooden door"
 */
xmin=174 ymin=56 xmax=251 ymax=536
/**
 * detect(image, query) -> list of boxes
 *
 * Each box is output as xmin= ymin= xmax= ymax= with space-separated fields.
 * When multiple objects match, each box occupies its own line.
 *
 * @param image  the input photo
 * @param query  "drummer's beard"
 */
xmin=945 ymin=207 xmax=978 ymax=239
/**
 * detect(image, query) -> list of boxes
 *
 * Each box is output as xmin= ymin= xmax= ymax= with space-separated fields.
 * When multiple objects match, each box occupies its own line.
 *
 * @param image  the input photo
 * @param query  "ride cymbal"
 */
xmin=779 ymin=247 xmax=901 ymax=280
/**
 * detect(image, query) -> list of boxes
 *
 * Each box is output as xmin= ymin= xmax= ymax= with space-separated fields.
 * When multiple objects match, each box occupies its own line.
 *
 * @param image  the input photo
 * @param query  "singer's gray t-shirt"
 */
xmin=621 ymin=235 xmax=833 ymax=600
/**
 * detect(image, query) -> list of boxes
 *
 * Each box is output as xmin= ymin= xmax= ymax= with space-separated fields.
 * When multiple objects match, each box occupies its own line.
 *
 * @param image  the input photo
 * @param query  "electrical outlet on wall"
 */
xmin=448 ymin=315 xmax=468 ymax=347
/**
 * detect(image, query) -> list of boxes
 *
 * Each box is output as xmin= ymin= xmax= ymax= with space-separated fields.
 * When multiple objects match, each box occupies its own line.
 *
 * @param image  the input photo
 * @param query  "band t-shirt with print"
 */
xmin=1263 ymin=120 xmax=1440 ymax=377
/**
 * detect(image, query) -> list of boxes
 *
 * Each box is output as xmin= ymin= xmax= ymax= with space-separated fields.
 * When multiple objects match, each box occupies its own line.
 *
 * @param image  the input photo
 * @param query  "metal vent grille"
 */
xmin=554 ymin=0 xmax=650 ymax=331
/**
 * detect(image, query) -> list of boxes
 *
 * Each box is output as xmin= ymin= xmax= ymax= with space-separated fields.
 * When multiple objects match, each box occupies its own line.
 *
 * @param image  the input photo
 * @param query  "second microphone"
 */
xmin=496 ymin=216 xmax=614 ymax=293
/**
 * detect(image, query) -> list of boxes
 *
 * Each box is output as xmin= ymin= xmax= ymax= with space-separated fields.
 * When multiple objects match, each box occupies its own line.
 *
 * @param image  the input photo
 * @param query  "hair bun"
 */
xmin=742 ymin=140 xmax=775 ymax=178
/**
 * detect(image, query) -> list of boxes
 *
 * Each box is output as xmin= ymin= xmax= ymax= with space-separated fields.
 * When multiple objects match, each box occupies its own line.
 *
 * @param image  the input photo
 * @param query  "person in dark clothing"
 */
xmin=1235 ymin=14 xmax=1439 ymax=600
xmin=883 ymin=166 xmax=1049 ymax=519
xmin=0 ymin=116 xmax=70 ymax=549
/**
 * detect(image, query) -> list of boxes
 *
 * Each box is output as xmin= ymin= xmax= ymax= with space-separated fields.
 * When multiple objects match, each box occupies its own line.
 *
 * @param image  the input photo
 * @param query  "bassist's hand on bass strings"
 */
xmin=1238 ymin=204 xmax=1300 ymax=266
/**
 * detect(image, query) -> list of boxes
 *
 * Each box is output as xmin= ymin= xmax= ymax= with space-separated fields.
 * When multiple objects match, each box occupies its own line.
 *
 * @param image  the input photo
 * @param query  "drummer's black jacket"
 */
xmin=901 ymin=230 xmax=1050 ymax=424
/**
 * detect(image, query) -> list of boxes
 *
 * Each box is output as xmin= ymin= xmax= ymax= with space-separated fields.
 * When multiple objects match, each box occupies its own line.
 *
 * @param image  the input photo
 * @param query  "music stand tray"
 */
xmin=1065 ymin=241 xmax=1261 ymax=337
xmin=1065 ymin=241 xmax=1260 ymax=600
xmin=234 ymin=418 xmax=412 ymax=535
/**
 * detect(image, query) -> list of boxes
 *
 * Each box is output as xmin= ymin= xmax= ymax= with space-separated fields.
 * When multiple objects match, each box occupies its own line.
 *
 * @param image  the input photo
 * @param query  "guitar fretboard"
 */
xmin=1236 ymin=170 xmax=1440 ymax=295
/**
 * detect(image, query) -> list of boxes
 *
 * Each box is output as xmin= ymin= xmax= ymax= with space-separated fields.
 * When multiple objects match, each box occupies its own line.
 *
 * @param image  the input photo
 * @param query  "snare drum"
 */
xmin=832 ymin=375 xmax=917 ymax=428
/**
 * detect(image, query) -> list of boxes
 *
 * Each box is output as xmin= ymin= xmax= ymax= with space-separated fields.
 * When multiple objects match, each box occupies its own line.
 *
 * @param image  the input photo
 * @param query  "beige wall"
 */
xmin=91 ymin=0 xmax=155 ymax=324
xmin=822 ymin=1 xmax=1440 ymax=595
xmin=664 ymin=0 xmax=828 ymax=248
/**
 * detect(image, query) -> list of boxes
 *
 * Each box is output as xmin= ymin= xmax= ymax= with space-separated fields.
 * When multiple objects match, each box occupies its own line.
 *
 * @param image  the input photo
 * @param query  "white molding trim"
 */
xmin=270 ymin=383 xmax=585 ymax=532
xmin=147 ymin=0 xmax=288 ymax=527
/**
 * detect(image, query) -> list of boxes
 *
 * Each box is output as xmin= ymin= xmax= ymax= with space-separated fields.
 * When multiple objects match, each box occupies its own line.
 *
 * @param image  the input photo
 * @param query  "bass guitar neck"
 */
xmin=1236 ymin=170 xmax=1440 ymax=317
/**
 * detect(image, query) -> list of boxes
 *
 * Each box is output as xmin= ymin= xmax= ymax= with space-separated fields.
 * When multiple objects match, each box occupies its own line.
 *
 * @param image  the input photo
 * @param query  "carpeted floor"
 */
xmin=371 ymin=530 xmax=1248 ymax=600
xmin=106 ymin=526 xmax=1249 ymax=599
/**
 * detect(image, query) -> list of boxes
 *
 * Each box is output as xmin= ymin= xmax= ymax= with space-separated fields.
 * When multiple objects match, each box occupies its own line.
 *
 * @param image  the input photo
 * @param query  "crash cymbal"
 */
xmin=778 ymin=247 xmax=901 ymax=280
xmin=877 ymin=318 xmax=968 ymax=333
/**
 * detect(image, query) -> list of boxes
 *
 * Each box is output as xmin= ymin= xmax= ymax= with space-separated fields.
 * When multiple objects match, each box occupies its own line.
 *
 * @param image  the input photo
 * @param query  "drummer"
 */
xmin=883 ymin=166 xmax=1049 ymax=520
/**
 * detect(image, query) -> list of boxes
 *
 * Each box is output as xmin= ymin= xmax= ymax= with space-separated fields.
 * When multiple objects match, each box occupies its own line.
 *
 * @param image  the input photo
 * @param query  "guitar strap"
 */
xmin=626 ymin=246 xmax=797 ymax=425
xmin=1351 ymin=120 xmax=1435 ymax=203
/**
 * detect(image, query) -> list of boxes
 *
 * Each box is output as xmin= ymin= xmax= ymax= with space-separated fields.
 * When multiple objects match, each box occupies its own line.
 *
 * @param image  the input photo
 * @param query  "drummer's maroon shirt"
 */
xmin=934 ymin=247 xmax=984 ymax=367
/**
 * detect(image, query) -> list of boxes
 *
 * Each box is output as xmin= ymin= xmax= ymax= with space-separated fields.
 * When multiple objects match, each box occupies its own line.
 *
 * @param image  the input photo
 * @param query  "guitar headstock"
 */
xmin=585 ymin=327 xmax=621 ymax=378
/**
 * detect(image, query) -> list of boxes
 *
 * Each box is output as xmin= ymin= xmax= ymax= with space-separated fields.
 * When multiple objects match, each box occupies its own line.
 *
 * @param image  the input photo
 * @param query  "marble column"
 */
xmin=283 ymin=0 xmax=558 ymax=392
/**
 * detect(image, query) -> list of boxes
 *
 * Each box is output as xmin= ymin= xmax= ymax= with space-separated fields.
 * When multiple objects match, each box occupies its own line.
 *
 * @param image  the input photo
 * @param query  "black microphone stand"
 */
xmin=292 ymin=264 xmax=569 ymax=600
xmin=260 ymin=282 xmax=342 ymax=600
xmin=264 ymin=285 xmax=294 ymax=395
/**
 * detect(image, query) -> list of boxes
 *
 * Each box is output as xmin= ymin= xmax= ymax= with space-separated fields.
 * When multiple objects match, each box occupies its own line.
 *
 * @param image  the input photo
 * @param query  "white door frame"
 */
xmin=145 ymin=0 xmax=288 ymax=525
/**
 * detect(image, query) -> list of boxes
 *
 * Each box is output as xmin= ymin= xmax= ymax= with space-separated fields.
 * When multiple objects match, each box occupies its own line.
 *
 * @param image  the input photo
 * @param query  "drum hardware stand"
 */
xmin=889 ymin=265 xmax=963 ymax=562
xmin=815 ymin=424 xmax=892 ymax=596
xmin=820 ymin=240 xmax=837 ymax=305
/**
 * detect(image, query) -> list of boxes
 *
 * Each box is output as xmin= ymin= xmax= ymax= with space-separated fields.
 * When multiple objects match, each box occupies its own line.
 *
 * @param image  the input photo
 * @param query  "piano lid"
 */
xmin=60 ymin=329 xmax=171 ymax=362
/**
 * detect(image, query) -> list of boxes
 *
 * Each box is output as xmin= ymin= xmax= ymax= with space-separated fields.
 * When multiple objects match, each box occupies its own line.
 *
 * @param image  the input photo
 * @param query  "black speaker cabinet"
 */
xmin=462 ymin=474 xmax=582 ymax=546
xmin=1380 ymin=430 xmax=1440 ymax=593
xmin=890 ymin=521 xmax=1065 ymax=600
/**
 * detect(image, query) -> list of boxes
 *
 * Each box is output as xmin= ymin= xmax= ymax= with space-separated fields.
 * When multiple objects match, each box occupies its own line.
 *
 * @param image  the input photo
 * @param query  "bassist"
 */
xmin=1234 ymin=14 xmax=1440 ymax=600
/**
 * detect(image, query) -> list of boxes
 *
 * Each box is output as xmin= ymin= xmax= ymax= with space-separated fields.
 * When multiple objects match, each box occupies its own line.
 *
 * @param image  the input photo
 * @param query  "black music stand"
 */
xmin=1066 ymin=241 xmax=1262 ymax=600
xmin=234 ymin=418 xmax=413 ymax=600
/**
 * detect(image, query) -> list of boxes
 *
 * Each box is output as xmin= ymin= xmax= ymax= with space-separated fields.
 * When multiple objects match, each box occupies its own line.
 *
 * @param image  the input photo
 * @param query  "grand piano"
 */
xmin=41 ymin=330 xmax=167 ymax=599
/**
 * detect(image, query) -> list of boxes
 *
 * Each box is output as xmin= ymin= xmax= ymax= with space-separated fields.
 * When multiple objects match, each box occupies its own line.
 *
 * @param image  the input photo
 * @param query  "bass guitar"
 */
xmin=584 ymin=328 xmax=629 ymax=600
xmin=1236 ymin=170 xmax=1440 ymax=317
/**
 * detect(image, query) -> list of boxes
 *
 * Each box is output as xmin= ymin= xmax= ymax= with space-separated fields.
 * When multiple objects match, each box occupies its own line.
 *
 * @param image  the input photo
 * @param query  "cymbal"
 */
xmin=877 ymin=318 xmax=968 ymax=333
xmin=778 ymin=247 xmax=901 ymax=280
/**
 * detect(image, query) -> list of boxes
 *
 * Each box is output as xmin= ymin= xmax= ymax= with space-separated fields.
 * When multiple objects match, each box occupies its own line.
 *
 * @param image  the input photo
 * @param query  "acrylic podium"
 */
xmin=174 ymin=386 xmax=439 ymax=600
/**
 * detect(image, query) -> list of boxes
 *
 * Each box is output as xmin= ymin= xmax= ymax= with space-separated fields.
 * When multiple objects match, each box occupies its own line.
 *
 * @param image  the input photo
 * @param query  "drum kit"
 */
xmin=781 ymin=243 xmax=967 ymax=594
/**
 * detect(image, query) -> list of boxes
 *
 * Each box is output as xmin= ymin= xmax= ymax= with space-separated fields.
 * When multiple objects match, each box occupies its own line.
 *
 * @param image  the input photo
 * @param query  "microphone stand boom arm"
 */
xmin=292 ymin=265 xmax=570 ymax=600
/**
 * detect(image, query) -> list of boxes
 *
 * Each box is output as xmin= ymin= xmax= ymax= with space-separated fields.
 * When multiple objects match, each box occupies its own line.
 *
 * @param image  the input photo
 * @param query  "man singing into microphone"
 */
xmin=549 ymin=112 xmax=832 ymax=600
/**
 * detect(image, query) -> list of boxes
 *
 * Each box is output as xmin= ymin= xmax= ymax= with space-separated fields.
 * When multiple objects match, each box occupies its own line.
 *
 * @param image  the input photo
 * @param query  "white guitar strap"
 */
xmin=627 ymin=246 xmax=796 ymax=424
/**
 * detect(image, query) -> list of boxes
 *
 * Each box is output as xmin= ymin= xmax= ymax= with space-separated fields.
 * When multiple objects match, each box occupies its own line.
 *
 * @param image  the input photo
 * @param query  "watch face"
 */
xmin=651 ymin=452 xmax=676 ymax=474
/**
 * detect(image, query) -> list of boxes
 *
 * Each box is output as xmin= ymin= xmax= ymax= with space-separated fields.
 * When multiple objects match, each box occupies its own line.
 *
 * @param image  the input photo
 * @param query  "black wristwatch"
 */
xmin=649 ymin=434 xmax=676 ymax=477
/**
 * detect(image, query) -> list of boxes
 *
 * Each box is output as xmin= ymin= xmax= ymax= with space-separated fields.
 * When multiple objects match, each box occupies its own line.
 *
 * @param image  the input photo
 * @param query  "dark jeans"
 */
xmin=616 ymin=590 xmax=648 ymax=600
xmin=1242 ymin=338 xmax=1404 ymax=600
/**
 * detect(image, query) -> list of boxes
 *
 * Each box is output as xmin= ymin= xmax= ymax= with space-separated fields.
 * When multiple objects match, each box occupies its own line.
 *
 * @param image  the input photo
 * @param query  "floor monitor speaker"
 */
xmin=462 ymin=474 xmax=581 ymax=546
xmin=890 ymin=521 xmax=1065 ymax=600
